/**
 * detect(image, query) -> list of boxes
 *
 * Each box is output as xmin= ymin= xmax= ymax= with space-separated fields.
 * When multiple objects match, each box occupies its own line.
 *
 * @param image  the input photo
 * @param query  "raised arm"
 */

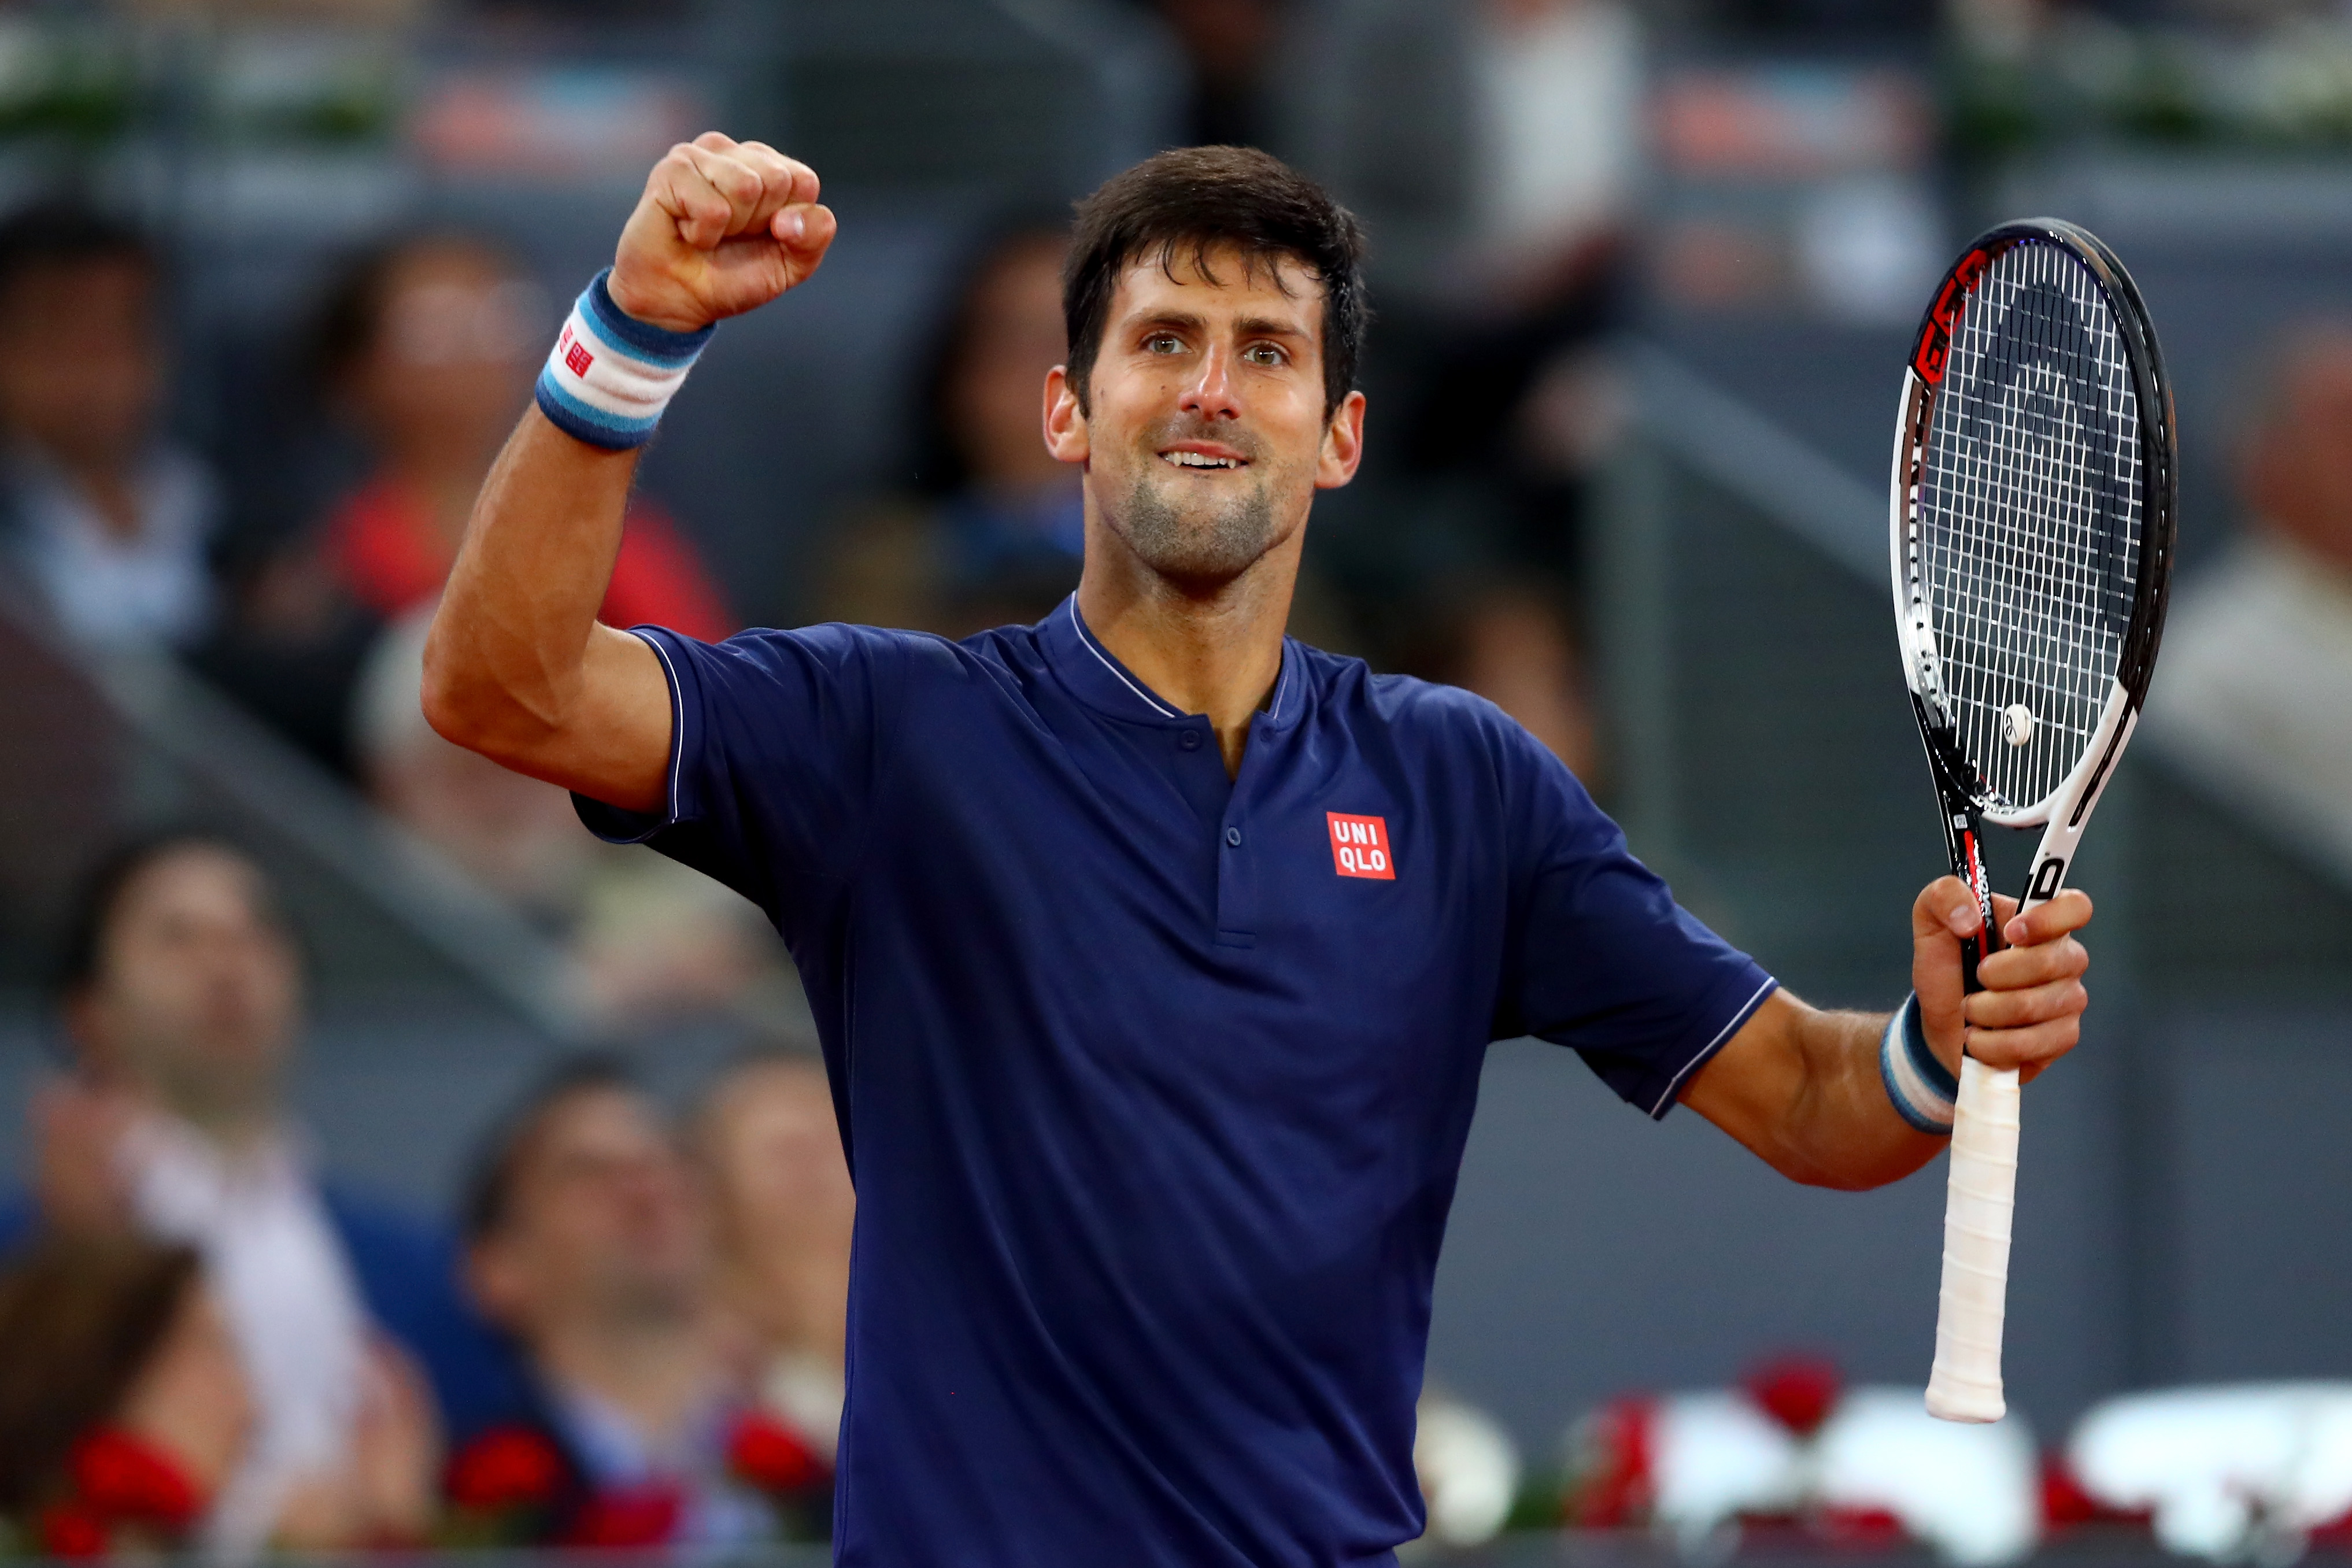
xmin=421 ymin=133 xmax=835 ymax=811
xmin=1678 ymin=879 xmax=2092 ymax=1190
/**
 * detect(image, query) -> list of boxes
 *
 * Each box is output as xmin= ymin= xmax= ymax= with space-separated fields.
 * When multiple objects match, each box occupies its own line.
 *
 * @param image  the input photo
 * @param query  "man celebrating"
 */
xmin=425 ymin=136 xmax=2093 ymax=1565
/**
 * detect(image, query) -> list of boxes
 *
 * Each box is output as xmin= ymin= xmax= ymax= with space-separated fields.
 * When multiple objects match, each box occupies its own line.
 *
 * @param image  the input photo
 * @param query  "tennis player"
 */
xmin=424 ymin=135 xmax=2094 ymax=1565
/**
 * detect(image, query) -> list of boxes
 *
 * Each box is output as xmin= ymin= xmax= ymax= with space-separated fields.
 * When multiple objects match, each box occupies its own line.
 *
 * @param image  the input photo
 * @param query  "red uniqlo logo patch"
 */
xmin=564 ymin=337 xmax=595 ymax=377
xmin=1327 ymin=812 xmax=1395 ymax=880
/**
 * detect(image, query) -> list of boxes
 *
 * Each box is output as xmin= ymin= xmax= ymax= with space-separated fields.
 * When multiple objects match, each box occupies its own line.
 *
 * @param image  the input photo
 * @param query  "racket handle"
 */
xmin=1926 ymin=1056 xmax=2020 ymax=1423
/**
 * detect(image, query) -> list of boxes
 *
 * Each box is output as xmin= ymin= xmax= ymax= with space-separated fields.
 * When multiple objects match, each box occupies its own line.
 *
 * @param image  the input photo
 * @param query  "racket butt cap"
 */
xmin=1925 ymin=1380 xmax=2005 ymax=1423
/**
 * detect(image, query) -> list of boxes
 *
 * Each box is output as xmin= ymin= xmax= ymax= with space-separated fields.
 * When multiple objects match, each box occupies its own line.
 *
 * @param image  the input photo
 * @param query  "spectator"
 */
xmin=453 ymin=1059 xmax=826 ymax=1547
xmin=0 ymin=830 xmax=522 ymax=1549
xmin=352 ymin=605 xmax=790 ymax=1029
xmin=0 ymin=1239 xmax=244 ymax=1555
xmin=693 ymin=1053 xmax=853 ymax=1460
xmin=1391 ymin=578 xmax=1599 ymax=782
xmin=197 ymin=234 xmax=731 ymax=776
xmin=313 ymin=235 xmax=729 ymax=637
xmin=0 ymin=1235 xmax=437 ymax=1554
xmin=0 ymin=201 xmax=219 ymax=650
xmin=2147 ymin=321 xmax=2352 ymax=860
xmin=819 ymin=222 xmax=1085 ymax=638
xmin=1150 ymin=0 xmax=1288 ymax=148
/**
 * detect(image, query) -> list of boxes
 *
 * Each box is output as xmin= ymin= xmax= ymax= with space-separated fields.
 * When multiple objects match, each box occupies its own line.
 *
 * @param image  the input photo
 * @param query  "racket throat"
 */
xmin=1942 ymin=805 xmax=2001 ymax=991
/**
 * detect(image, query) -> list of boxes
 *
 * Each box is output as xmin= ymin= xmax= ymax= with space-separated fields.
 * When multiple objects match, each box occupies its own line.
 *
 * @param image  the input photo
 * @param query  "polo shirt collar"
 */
xmin=1042 ymin=595 xmax=1304 ymax=732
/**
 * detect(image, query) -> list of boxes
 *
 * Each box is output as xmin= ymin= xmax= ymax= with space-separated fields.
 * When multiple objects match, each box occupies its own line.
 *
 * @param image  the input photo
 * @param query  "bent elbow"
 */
xmin=419 ymin=624 xmax=491 ymax=754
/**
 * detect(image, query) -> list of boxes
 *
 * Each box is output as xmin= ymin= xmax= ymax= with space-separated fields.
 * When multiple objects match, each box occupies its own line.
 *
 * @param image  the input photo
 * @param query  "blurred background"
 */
xmin=2 ymin=0 xmax=2351 ymax=1558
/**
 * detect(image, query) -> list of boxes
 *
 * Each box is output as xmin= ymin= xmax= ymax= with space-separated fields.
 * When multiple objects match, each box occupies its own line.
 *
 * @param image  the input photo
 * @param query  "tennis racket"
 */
xmin=1890 ymin=219 xmax=2177 ymax=1423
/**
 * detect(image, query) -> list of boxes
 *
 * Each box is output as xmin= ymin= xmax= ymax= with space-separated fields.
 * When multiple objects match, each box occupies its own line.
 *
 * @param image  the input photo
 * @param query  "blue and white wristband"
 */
xmin=1880 ymin=993 xmax=1957 ymax=1135
xmin=534 ymin=269 xmax=715 ymax=450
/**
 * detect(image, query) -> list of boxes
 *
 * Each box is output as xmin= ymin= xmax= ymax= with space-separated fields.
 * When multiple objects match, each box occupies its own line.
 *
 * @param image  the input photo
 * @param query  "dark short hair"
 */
xmin=461 ymin=1053 xmax=645 ymax=1244
xmin=1062 ymin=146 xmax=1369 ymax=419
xmin=52 ymin=829 xmax=280 ymax=1003
xmin=0 ymin=199 xmax=152 ymax=307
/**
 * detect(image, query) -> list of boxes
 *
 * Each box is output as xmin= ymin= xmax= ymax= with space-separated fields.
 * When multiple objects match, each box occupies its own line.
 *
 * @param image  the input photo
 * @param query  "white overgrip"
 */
xmin=1926 ymin=1055 xmax=2020 ymax=1422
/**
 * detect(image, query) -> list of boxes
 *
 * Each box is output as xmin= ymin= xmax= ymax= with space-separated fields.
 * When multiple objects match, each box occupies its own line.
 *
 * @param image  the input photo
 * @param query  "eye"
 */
xmin=1144 ymin=333 xmax=1185 ymax=354
xmin=1244 ymin=342 xmax=1288 ymax=367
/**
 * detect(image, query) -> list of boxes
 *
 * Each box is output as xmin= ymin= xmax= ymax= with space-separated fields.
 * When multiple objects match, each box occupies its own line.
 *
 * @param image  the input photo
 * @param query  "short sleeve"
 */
xmin=1492 ymin=726 xmax=1777 ymax=1119
xmin=572 ymin=622 xmax=920 ymax=929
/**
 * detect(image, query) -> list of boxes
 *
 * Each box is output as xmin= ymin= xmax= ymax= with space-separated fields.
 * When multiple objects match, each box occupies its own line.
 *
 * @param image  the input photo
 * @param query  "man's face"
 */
xmin=472 ymin=1087 xmax=707 ymax=1340
xmin=72 ymin=846 xmax=301 ymax=1127
xmin=702 ymin=1060 xmax=853 ymax=1264
xmin=1046 ymin=245 xmax=1364 ymax=593
xmin=0 ymin=257 xmax=162 ymax=474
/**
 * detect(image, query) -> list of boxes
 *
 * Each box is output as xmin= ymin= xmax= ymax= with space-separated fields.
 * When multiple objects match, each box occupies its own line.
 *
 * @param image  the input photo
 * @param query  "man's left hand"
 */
xmin=1911 ymin=878 xmax=2092 ymax=1085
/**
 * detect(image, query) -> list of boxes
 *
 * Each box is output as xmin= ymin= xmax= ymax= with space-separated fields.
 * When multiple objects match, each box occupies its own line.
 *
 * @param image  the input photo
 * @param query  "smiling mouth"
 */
xmin=1160 ymin=450 xmax=1245 ymax=471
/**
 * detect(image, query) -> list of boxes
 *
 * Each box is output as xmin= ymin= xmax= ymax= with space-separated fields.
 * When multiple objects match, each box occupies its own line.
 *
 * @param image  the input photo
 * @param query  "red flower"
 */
xmin=1818 ymin=1504 xmax=1907 ymax=1546
xmin=563 ymin=1481 xmax=685 ymax=1548
xmin=2042 ymin=1452 xmax=2152 ymax=1532
xmin=447 ymin=1425 xmax=568 ymax=1512
xmin=69 ymin=1428 xmax=199 ymax=1530
xmin=1569 ymin=1396 xmax=1656 ymax=1528
xmin=39 ymin=1502 xmax=109 ymax=1559
xmin=1744 ymin=1355 xmax=1843 ymax=1438
xmin=726 ymin=1411 xmax=827 ymax=1494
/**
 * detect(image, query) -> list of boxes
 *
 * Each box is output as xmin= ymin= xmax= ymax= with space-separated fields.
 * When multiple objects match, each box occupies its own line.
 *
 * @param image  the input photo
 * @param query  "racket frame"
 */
xmin=1888 ymin=217 xmax=2177 ymax=1422
xmin=1892 ymin=218 xmax=2177 ymax=957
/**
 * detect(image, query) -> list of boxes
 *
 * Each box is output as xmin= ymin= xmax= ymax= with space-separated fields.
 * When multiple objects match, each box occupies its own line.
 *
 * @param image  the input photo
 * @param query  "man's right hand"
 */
xmin=607 ymin=132 xmax=837 ymax=335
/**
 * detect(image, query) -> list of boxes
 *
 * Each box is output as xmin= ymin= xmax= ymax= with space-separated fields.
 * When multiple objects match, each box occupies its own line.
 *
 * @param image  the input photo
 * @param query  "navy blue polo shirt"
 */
xmin=579 ymin=598 xmax=1775 ymax=1567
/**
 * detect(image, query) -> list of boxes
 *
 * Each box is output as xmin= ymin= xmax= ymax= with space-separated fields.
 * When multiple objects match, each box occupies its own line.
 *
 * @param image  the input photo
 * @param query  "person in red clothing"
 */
xmin=313 ymin=234 xmax=731 ymax=640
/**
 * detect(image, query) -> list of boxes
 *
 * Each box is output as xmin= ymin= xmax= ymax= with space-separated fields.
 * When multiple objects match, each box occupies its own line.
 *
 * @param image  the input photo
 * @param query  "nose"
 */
xmin=1178 ymin=343 xmax=1242 ymax=423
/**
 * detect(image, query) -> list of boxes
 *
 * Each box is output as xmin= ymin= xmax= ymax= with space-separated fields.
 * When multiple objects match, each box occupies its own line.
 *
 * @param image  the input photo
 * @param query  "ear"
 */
xmin=1044 ymin=365 xmax=1090 ymax=466
xmin=1315 ymin=389 xmax=1367 ymax=491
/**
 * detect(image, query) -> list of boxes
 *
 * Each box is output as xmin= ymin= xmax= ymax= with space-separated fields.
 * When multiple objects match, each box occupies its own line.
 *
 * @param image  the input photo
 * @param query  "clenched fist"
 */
xmin=607 ymin=132 xmax=837 ymax=335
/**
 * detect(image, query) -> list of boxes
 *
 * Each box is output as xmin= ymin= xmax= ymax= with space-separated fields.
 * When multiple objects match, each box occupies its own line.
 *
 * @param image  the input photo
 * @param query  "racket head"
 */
xmin=1890 ymin=218 xmax=2179 ymax=828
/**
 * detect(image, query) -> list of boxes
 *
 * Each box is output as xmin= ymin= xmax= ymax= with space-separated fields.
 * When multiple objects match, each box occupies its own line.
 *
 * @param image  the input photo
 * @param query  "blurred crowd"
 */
xmin=0 ymin=833 xmax=1529 ymax=1554
xmin=0 ymin=3 xmax=1655 ymax=1034
xmin=0 ymin=831 xmax=853 ymax=1553
xmin=3 ymin=0 xmax=2352 ymax=1557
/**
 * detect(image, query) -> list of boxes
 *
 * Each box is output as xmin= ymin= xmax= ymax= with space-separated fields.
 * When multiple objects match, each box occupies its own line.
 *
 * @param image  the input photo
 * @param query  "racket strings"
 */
xmin=1915 ymin=239 xmax=2142 ymax=811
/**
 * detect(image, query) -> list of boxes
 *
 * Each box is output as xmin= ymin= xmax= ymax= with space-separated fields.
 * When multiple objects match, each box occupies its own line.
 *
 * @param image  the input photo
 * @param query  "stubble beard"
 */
xmin=1109 ymin=423 xmax=1297 ymax=591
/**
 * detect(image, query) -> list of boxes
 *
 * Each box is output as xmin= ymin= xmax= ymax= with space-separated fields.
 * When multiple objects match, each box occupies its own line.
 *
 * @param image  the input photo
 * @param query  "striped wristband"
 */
xmin=534 ymin=269 xmax=715 ymax=450
xmin=1880 ymin=993 xmax=1957 ymax=1134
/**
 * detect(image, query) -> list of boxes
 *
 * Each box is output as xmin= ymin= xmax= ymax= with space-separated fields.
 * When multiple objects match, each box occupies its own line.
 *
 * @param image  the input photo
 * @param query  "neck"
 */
xmin=1074 ymin=519 xmax=1299 ymax=779
xmin=143 ymin=1079 xmax=281 ymax=1160
xmin=534 ymin=1303 xmax=716 ymax=1446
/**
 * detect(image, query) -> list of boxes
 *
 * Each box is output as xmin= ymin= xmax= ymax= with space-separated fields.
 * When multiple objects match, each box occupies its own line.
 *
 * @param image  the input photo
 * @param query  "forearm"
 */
xmin=422 ymin=408 xmax=638 ymax=757
xmin=1767 ymin=1005 xmax=1948 ymax=1190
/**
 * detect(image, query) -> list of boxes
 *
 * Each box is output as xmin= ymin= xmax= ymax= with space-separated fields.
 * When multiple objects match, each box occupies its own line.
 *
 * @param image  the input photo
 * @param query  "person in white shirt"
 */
xmin=2144 ymin=321 xmax=2352 ymax=870
xmin=0 ymin=201 xmax=219 ymax=650
xmin=20 ymin=831 xmax=445 ymax=1551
